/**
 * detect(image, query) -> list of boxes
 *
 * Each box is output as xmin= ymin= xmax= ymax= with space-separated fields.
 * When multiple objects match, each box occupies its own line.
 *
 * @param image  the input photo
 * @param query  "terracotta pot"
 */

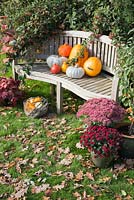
xmin=90 ymin=152 xmax=113 ymax=168
xmin=116 ymin=122 xmax=134 ymax=158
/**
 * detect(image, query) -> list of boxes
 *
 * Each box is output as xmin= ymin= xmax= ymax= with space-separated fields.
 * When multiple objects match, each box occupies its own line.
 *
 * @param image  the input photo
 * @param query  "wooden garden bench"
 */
xmin=12 ymin=30 xmax=119 ymax=114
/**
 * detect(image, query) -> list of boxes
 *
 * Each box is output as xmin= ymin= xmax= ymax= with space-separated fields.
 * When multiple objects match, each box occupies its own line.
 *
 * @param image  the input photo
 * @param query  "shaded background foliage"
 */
xmin=1 ymin=0 xmax=134 ymax=46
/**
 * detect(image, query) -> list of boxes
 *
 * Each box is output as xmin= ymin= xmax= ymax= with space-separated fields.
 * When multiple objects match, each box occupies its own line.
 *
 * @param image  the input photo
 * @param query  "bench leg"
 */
xmin=111 ymin=75 xmax=119 ymax=101
xmin=56 ymin=82 xmax=63 ymax=114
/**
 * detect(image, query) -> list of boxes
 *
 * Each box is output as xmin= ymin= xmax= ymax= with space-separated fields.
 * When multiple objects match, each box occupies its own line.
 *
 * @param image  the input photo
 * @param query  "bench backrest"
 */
xmin=23 ymin=30 xmax=117 ymax=75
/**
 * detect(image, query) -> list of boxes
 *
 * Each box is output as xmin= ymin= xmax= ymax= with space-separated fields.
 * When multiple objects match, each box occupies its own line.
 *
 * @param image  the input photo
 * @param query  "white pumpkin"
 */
xmin=46 ymin=55 xmax=67 ymax=68
xmin=66 ymin=64 xmax=85 ymax=79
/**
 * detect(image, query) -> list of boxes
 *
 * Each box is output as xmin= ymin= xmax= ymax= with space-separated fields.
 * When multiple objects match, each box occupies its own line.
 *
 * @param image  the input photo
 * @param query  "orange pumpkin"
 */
xmin=69 ymin=44 xmax=89 ymax=67
xmin=61 ymin=61 xmax=68 ymax=73
xmin=58 ymin=43 xmax=72 ymax=57
xmin=83 ymin=57 xmax=102 ymax=77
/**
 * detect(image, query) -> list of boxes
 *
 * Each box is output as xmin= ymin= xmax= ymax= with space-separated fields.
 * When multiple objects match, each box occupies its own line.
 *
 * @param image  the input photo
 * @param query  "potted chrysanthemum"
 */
xmin=76 ymin=98 xmax=126 ymax=127
xmin=77 ymin=97 xmax=134 ymax=159
xmin=80 ymin=125 xmax=121 ymax=168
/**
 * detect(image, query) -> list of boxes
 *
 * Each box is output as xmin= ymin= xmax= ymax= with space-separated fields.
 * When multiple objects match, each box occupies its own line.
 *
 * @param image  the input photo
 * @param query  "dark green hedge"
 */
xmin=1 ymin=0 xmax=134 ymax=46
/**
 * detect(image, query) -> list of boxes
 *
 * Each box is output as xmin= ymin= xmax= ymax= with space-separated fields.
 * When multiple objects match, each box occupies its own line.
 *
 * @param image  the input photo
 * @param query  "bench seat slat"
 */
xmin=82 ymin=80 xmax=112 ymax=91
xmin=15 ymin=63 xmax=112 ymax=100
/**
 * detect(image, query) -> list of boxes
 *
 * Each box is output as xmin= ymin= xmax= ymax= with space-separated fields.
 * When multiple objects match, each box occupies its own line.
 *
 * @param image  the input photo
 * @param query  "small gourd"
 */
xmin=69 ymin=44 xmax=89 ymax=67
xmin=46 ymin=55 xmax=67 ymax=68
xmin=58 ymin=43 xmax=72 ymax=57
xmin=51 ymin=64 xmax=61 ymax=74
xmin=83 ymin=57 xmax=102 ymax=77
xmin=66 ymin=64 xmax=85 ymax=79
xmin=61 ymin=62 xmax=68 ymax=73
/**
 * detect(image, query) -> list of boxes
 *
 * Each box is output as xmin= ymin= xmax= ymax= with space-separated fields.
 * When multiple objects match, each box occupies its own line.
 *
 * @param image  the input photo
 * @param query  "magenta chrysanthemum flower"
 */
xmin=77 ymin=98 xmax=126 ymax=126
xmin=80 ymin=125 xmax=121 ymax=158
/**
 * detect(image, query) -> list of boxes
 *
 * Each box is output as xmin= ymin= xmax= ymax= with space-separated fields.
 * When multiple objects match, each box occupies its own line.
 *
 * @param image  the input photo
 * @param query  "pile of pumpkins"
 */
xmin=46 ymin=43 xmax=102 ymax=79
xmin=23 ymin=96 xmax=48 ymax=118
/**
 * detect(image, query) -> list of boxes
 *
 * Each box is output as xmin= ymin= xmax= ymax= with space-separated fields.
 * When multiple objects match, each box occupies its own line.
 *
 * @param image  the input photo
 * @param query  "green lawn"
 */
xmin=0 ymin=61 xmax=134 ymax=200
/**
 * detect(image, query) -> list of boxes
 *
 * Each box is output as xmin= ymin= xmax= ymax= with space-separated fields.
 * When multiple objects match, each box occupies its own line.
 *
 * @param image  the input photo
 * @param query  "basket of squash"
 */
xmin=23 ymin=96 xmax=48 ymax=118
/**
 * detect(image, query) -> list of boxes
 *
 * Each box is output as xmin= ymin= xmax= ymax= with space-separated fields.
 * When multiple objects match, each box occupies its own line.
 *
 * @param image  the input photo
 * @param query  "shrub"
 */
xmin=0 ymin=0 xmax=67 ymax=57
xmin=0 ymin=16 xmax=16 ymax=66
xmin=116 ymin=31 xmax=134 ymax=135
xmin=0 ymin=77 xmax=24 ymax=106
xmin=1 ymin=0 xmax=133 ymax=56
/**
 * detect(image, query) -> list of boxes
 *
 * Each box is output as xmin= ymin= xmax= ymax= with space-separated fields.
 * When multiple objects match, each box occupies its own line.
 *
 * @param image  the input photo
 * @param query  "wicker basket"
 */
xmin=23 ymin=96 xmax=48 ymax=118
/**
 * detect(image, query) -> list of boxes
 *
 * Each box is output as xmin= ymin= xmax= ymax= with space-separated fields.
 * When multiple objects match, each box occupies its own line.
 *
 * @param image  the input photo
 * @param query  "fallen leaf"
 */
xmin=74 ymin=183 xmax=84 ymax=189
xmin=114 ymin=163 xmax=126 ymax=172
xmin=63 ymin=172 xmax=74 ymax=180
xmin=75 ymin=170 xmax=83 ymax=181
xmin=73 ymin=192 xmax=81 ymax=198
xmin=48 ymin=145 xmax=56 ymax=151
xmin=31 ymin=184 xmax=50 ymax=194
xmin=47 ymin=151 xmax=53 ymax=156
xmin=58 ymin=147 xmax=70 ymax=154
xmin=5 ymin=161 xmax=16 ymax=169
xmin=125 ymin=195 xmax=132 ymax=200
xmin=16 ymin=164 xmax=22 ymax=174
xmin=59 ymin=157 xmax=72 ymax=166
xmin=60 ymin=118 xmax=67 ymax=125
xmin=32 ymin=158 xmax=38 ymax=164
xmin=83 ymin=190 xmax=87 ymax=199
xmin=85 ymin=172 xmax=95 ymax=181
xmin=127 ymin=178 xmax=134 ymax=185
xmin=34 ymin=146 xmax=45 ymax=154
xmin=115 ymin=196 xmax=122 ymax=200
xmin=15 ymin=111 xmax=22 ymax=117
xmin=113 ymin=174 xmax=118 ymax=180
xmin=52 ymin=171 xmax=63 ymax=176
xmin=76 ymin=142 xmax=84 ymax=149
xmin=98 ymin=176 xmax=111 ymax=183
xmin=121 ymin=190 xmax=127 ymax=196
xmin=14 ymin=188 xmax=28 ymax=199
xmin=42 ymin=197 xmax=50 ymax=200
xmin=45 ymin=188 xmax=53 ymax=197
xmin=81 ymin=159 xmax=94 ymax=168
xmin=8 ymin=180 xmax=29 ymax=199
xmin=53 ymin=181 xmax=65 ymax=191
xmin=0 ymin=112 xmax=7 ymax=116
xmin=16 ymin=159 xmax=29 ymax=174
xmin=87 ymin=197 xmax=95 ymax=200
xmin=66 ymin=153 xmax=75 ymax=159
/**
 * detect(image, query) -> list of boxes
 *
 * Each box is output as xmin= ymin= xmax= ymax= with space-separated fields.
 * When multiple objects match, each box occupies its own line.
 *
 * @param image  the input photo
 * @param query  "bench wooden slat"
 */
xmin=12 ymin=30 xmax=119 ymax=114
xmin=82 ymin=79 xmax=112 ymax=89
xmin=15 ymin=63 xmax=112 ymax=98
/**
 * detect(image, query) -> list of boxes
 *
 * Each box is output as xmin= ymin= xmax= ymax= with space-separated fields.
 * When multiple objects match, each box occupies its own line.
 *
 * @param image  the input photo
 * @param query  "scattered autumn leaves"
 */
xmin=0 ymin=107 xmax=134 ymax=200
